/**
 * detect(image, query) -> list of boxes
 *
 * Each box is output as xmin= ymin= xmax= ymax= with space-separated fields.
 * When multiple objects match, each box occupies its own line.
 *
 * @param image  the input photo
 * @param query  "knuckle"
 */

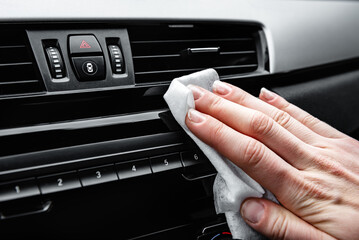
xmin=272 ymin=110 xmax=292 ymax=129
xmin=235 ymin=89 xmax=249 ymax=105
xmin=209 ymin=121 xmax=226 ymax=146
xmin=301 ymin=179 xmax=328 ymax=200
xmin=270 ymin=214 xmax=289 ymax=240
xmin=279 ymin=98 xmax=291 ymax=111
xmin=209 ymin=95 xmax=225 ymax=115
xmin=321 ymin=159 xmax=346 ymax=177
xmin=250 ymin=112 xmax=274 ymax=136
xmin=243 ymin=139 xmax=265 ymax=167
xmin=302 ymin=114 xmax=320 ymax=127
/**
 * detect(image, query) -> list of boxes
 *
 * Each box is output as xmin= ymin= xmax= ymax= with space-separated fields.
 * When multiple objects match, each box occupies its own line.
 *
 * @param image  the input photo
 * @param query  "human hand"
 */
xmin=185 ymin=81 xmax=359 ymax=240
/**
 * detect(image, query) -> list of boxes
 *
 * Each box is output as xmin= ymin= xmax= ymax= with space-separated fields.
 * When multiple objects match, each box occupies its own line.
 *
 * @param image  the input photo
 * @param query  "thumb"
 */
xmin=240 ymin=198 xmax=335 ymax=240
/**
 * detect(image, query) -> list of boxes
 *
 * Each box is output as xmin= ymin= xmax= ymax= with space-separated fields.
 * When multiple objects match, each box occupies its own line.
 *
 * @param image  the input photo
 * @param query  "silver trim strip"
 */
xmin=0 ymin=109 xmax=165 ymax=137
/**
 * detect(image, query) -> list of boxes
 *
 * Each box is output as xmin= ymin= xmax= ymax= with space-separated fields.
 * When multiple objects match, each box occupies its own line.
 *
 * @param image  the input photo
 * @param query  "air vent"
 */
xmin=0 ymin=29 xmax=43 ymax=97
xmin=129 ymin=24 xmax=261 ymax=84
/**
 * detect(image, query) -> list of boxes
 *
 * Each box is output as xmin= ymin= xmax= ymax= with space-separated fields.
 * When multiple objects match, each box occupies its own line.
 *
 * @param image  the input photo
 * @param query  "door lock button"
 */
xmin=72 ymin=56 xmax=105 ymax=81
xmin=82 ymin=61 xmax=98 ymax=75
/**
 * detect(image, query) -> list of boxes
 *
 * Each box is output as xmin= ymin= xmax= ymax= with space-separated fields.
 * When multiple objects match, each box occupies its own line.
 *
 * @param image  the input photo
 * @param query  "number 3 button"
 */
xmin=79 ymin=164 xmax=118 ymax=187
xmin=38 ymin=171 xmax=81 ymax=194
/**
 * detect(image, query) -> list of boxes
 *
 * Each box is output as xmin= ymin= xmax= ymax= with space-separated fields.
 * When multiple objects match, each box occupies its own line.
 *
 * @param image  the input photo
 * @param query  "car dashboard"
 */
xmin=1 ymin=1 xmax=359 ymax=239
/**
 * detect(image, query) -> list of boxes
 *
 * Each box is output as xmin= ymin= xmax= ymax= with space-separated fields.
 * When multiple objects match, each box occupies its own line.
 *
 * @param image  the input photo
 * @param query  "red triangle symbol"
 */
xmin=80 ymin=40 xmax=91 ymax=49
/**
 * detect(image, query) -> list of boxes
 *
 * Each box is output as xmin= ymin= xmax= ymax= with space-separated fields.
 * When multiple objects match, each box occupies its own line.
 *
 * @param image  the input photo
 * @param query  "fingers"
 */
xmin=241 ymin=198 xmax=336 ymax=240
xmin=188 ymin=85 xmax=313 ymax=170
xmin=258 ymin=87 xmax=345 ymax=139
xmin=211 ymin=81 xmax=323 ymax=144
xmin=186 ymin=109 xmax=299 ymax=197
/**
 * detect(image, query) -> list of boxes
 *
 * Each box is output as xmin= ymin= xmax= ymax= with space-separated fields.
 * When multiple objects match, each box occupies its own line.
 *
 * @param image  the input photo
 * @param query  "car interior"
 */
xmin=1 ymin=0 xmax=359 ymax=239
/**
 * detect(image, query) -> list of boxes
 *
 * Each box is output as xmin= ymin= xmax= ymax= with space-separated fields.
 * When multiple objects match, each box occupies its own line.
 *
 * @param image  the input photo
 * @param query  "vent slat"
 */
xmin=133 ymin=52 xmax=257 ymax=73
xmin=0 ymin=29 xmax=43 ymax=97
xmin=135 ymin=64 xmax=258 ymax=75
xmin=131 ymin=38 xmax=253 ymax=44
xmin=135 ymin=64 xmax=258 ymax=83
xmin=133 ymin=54 xmax=181 ymax=59
xmin=0 ymin=62 xmax=33 ymax=67
xmin=0 ymin=45 xmax=27 ymax=49
xmin=220 ymin=50 xmax=256 ymax=55
xmin=0 ymin=80 xmax=39 ymax=85
xmin=129 ymin=24 xmax=260 ymax=84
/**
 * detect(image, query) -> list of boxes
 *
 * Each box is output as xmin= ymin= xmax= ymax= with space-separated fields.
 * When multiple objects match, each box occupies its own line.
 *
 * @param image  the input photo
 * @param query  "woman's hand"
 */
xmin=185 ymin=81 xmax=359 ymax=240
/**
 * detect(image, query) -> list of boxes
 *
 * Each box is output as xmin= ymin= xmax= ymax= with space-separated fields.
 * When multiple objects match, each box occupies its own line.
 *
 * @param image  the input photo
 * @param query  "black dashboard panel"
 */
xmin=0 ymin=22 xmax=265 ymax=240
xmin=1 ymin=19 xmax=359 ymax=240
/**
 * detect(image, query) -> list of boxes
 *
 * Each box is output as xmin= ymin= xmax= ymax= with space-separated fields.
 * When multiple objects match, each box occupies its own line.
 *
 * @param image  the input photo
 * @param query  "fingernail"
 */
xmin=187 ymin=109 xmax=205 ymax=123
xmin=260 ymin=87 xmax=275 ymax=101
xmin=241 ymin=199 xmax=264 ymax=224
xmin=188 ymin=85 xmax=204 ymax=100
xmin=213 ymin=80 xmax=232 ymax=95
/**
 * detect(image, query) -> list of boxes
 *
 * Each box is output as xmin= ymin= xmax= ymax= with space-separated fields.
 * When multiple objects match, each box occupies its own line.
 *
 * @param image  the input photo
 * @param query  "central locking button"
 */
xmin=69 ymin=35 xmax=106 ymax=81
xmin=82 ymin=61 xmax=98 ymax=75
xmin=72 ymin=56 xmax=105 ymax=81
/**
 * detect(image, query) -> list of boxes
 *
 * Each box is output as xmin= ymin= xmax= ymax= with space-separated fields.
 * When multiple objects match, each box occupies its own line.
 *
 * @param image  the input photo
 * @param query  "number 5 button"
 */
xmin=150 ymin=153 xmax=183 ymax=173
xmin=79 ymin=164 xmax=118 ymax=187
xmin=38 ymin=171 xmax=81 ymax=194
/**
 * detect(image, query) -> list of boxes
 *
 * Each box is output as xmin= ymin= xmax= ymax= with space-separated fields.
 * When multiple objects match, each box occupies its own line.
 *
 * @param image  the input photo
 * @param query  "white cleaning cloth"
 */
xmin=164 ymin=69 xmax=276 ymax=239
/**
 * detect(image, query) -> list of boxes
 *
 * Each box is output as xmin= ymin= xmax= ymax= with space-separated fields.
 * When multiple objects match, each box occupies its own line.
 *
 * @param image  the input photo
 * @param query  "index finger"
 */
xmin=185 ymin=108 xmax=300 ymax=200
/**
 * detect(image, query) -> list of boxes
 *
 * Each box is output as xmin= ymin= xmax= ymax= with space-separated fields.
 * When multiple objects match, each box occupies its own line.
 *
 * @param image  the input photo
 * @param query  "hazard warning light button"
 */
xmin=69 ymin=35 xmax=102 ymax=55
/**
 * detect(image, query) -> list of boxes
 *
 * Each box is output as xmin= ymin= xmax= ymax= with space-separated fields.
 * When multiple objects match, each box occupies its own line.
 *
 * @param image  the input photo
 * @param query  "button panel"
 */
xmin=68 ymin=35 xmax=106 ymax=81
xmin=38 ymin=171 xmax=82 ymax=194
xmin=116 ymin=159 xmax=152 ymax=180
xmin=0 ymin=150 xmax=206 ymax=202
xmin=79 ymin=165 xmax=118 ymax=187
xmin=150 ymin=153 xmax=183 ymax=173
xmin=0 ymin=179 xmax=40 ymax=203
xmin=45 ymin=47 xmax=66 ymax=79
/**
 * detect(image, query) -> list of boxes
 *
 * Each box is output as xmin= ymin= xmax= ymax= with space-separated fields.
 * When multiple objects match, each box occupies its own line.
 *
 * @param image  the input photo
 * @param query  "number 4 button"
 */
xmin=116 ymin=159 xmax=152 ymax=180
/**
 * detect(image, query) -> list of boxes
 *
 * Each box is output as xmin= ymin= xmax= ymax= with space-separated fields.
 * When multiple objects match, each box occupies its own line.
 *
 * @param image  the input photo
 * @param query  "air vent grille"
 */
xmin=129 ymin=24 xmax=260 ymax=84
xmin=0 ymin=29 xmax=43 ymax=97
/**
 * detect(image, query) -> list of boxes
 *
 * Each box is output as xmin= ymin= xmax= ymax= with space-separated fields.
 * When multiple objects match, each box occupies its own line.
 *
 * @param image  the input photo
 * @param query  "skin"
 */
xmin=185 ymin=81 xmax=359 ymax=240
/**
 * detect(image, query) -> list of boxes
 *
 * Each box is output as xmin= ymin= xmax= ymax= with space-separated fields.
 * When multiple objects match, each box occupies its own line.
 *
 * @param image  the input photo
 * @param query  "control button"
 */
xmin=116 ymin=159 xmax=152 ymax=180
xmin=38 ymin=171 xmax=81 ymax=194
xmin=72 ymin=56 xmax=105 ymax=81
xmin=0 ymin=179 xmax=40 ymax=202
xmin=69 ymin=35 xmax=102 ymax=55
xmin=150 ymin=153 xmax=183 ymax=173
xmin=108 ymin=45 xmax=124 ymax=74
xmin=181 ymin=150 xmax=207 ymax=167
xmin=82 ymin=61 xmax=98 ymax=75
xmin=45 ymin=47 xmax=66 ymax=79
xmin=79 ymin=164 xmax=118 ymax=187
